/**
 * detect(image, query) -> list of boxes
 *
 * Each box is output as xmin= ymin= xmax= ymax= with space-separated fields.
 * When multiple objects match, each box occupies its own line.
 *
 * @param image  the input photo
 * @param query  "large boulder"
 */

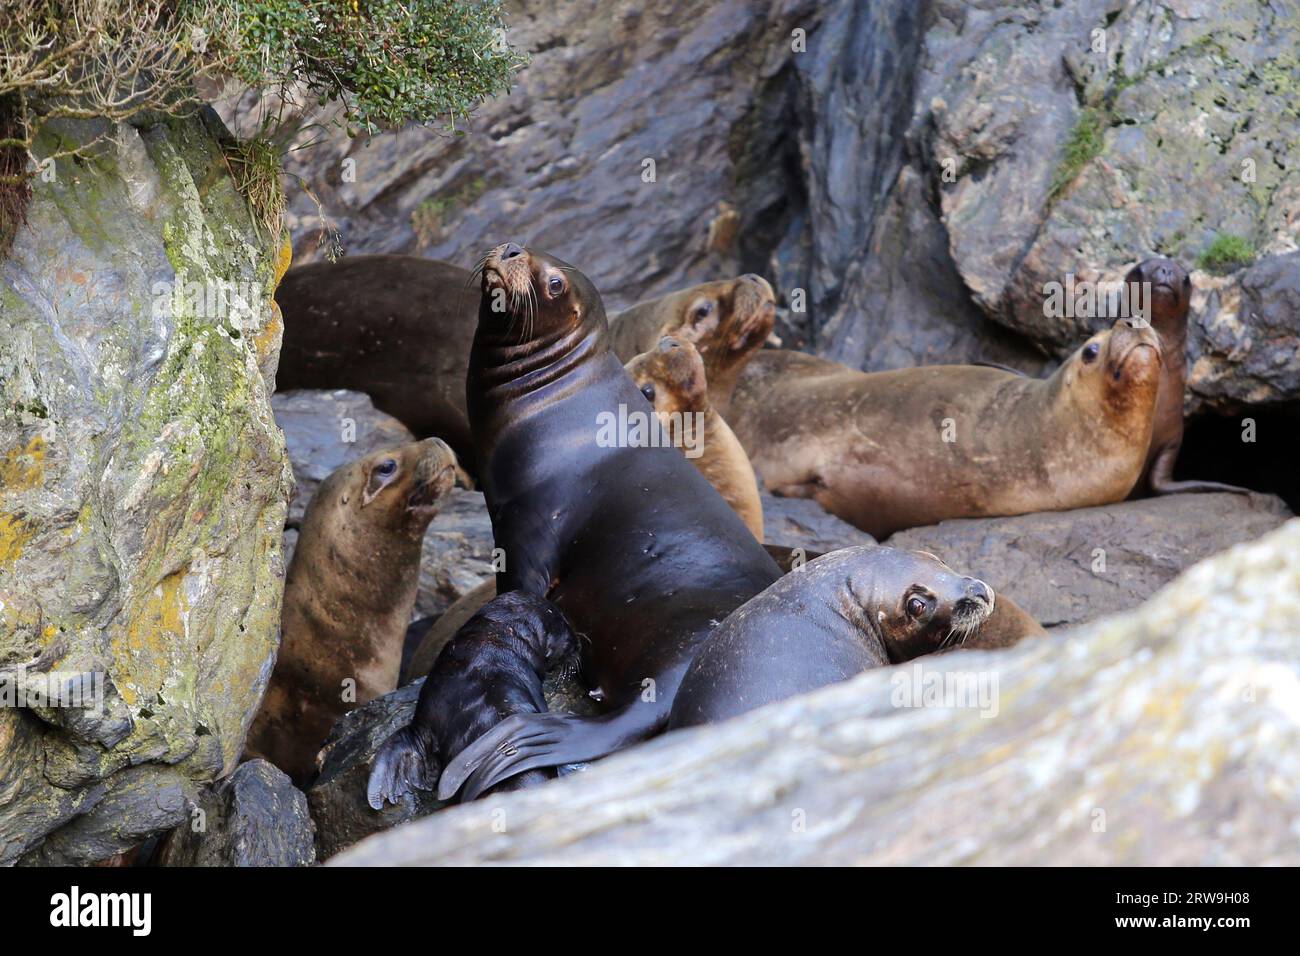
xmin=0 ymin=111 xmax=292 ymax=864
xmin=331 ymin=516 xmax=1300 ymax=866
xmin=760 ymin=492 xmax=875 ymax=553
xmin=416 ymin=489 xmax=495 ymax=619
xmin=154 ymin=759 xmax=315 ymax=867
xmin=885 ymin=492 xmax=1291 ymax=628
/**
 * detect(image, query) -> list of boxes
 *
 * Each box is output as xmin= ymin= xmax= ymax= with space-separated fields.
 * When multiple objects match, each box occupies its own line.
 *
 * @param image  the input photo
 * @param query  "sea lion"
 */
xmin=726 ymin=318 xmax=1163 ymax=538
xmin=624 ymin=336 xmax=764 ymax=540
xmin=276 ymin=255 xmax=479 ymax=459
xmin=421 ymin=241 xmax=781 ymax=803
xmin=1122 ymin=257 xmax=1250 ymax=497
xmin=368 ymin=592 xmax=577 ymax=808
xmin=608 ymin=273 xmax=776 ymax=416
xmin=245 ymin=438 xmax=459 ymax=784
xmin=400 ymin=578 xmax=496 ymax=686
xmin=669 ymin=546 xmax=995 ymax=727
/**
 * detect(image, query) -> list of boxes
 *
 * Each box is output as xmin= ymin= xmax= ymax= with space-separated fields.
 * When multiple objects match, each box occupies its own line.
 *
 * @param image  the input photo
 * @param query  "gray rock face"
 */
xmin=332 ymin=517 xmax=1300 ymax=866
xmin=886 ymin=493 xmax=1291 ymax=628
xmin=155 ymin=759 xmax=315 ymax=867
xmin=760 ymin=492 xmax=875 ymax=553
xmin=0 ymin=112 xmax=292 ymax=865
xmin=273 ymin=389 xmax=415 ymax=525
xmin=417 ymin=489 xmax=495 ymax=619
xmin=262 ymin=0 xmax=820 ymax=312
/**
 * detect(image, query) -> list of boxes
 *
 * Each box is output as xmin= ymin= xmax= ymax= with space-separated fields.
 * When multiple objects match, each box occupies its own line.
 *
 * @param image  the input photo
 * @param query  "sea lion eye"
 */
xmin=906 ymin=596 xmax=930 ymax=619
xmin=640 ymin=383 xmax=656 ymax=403
xmin=376 ymin=459 xmax=397 ymax=477
xmin=1082 ymin=343 xmax=1100 ymax=363
xmin=692 ymin=300 xmax=713 ymax=320
xmin=547 ymin=275 xmax=564 ymax=296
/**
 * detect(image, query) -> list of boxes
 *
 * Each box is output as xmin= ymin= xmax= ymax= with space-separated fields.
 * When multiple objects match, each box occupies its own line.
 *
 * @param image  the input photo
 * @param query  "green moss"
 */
xmin=411 ymin=175 xmax=487 ymax=246
xmin=1049 ymin=107 xmax=1107 ymax=202
xmin=1197 ymin=233 xmax=1256 ymax=274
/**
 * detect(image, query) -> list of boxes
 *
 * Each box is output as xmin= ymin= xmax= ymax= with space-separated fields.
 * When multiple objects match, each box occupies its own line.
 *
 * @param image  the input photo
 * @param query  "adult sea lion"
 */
xmin=246 ymin=438 xmax=459 ymax=784
xmin=369 ymin=592 xmax=577 ymax=807
xmin=1122 ymin=258 xmax=1250 ymax=497
xmin=414 ymin=241 xmax=781 ymax=803
xmin=669 ymin=546 xmax=995 ymax=727
xmin=608 ymin=273 xmax=776 ymax=416
xmin=624 ymin=336 xmax=764 ymax=540
xmin=727 ymin=319 xmax=1163 ymax=538
xmin=276 ymin=255 xmax=478 ymax=459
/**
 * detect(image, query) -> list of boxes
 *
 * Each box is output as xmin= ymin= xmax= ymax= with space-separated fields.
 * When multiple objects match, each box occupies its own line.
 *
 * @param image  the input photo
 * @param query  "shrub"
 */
xmin=1196 ymin=233 xmax=1256 ymax=275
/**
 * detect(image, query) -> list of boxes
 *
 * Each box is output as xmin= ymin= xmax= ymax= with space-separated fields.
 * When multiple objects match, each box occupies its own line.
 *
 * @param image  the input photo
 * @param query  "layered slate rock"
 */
xmin=155 ymin=759 xmax=315 ymax=867
xmin=1 ymin=111 xmax=292 ymax=865
xmin=331 ymin=517 xmax=1300 ymax=866
xmin=885 ymin=492 xmax=1291 ymax=628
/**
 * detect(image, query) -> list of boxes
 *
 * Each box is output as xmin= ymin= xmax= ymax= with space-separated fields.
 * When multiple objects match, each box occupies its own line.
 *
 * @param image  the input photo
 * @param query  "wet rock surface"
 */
xmin=155 ymin=759 xmax=315 ymax=867
xmin=760 ymin=492 xmax=875 ymax=553
xmin=332 ymin=517 xmax=1300 ymax=866
xmin=885 ymin=492 xmax=1292 ymax=628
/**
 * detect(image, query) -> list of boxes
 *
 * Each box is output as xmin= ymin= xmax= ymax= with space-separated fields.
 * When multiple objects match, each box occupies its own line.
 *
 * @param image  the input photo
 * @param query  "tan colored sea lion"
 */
xmin=728 ymin=319 xmax=1163 ymax=538
xmin=1122 ymin=258 xmax=1250 ymax=497
xmin=246 ymin=438 xmax=459 ymax=784
xmin=624 ymin=336 xmax=764 ymax=540
xmin=608 ymin=273 xmax=776 ymax=416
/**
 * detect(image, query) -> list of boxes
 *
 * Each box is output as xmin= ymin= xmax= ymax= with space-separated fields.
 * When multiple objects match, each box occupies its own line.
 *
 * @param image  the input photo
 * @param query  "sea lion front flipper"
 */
xmin=437 ymin=705 xmax=662 ymax=802
xmin=1147 ymin=445 xmax=1252 ymax=496
xmin=367 ymin=727 xmax=439 ymax=810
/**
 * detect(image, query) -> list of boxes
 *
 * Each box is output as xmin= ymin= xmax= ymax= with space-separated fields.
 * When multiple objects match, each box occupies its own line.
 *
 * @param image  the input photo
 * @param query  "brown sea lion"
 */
xmin=727 ymin=319 xmax=1163 ymax=538
xmin=624 ymin=336 xmax=764 ymax=540
xmin=1122 ymin=258 xmax=1250 ymax=497
xmin=276 ymin=255 xmax=478 ymax=459
xmin=669 ymin=546 xmax=994 ymax=728
xmin=608 ymin=273 xmax=776 ymax=416
xmin=245 ymin=438 xmax=459 ymax=784
xmin=389 ymin=242 xmax=781 ymax=804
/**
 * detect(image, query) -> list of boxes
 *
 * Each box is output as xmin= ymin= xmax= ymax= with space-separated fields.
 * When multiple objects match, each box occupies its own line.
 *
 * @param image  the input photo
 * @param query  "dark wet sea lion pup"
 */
xmin=1123 ymin=257 xmax=1250 ymax=497
xmin=669 ymin=546 xmax=994 ymax=727
xmin=609 ymin=274 xmax=776 ymax=417
xmin=246 ymin=438 xmax=459 ymax=784
xmin=726 ymin=318 xmax=1163 ymax=538
xmin=428 ymin=241 xmax=780 ymax=800
xmin=624 ymin=336 xmax=764 ymax=540
xmin=369 ymin=592 xmax=577 ymax=807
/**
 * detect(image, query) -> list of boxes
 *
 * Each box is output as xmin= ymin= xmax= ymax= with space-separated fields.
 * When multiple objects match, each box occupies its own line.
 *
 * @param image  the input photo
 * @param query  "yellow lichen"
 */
xmin=0 ymin=436 xmax=46 ymax=491
xmin=109 ymin=570 xmax=190 ymax=707
xmin=0 ymin=514 xmax=34 ymax=568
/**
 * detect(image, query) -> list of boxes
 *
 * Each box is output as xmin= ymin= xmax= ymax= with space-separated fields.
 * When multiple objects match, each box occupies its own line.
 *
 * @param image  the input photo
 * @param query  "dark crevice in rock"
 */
xmin=1179 ymin=409 xmax=1300 ymax=512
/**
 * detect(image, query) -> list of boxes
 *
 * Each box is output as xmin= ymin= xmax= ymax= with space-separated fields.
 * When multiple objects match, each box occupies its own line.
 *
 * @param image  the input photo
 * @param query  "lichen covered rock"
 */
xmin=0 ymin=111 xmax=292 ymax=864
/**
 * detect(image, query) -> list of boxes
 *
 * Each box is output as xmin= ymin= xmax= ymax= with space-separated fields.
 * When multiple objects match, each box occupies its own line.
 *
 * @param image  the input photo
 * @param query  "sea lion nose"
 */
xmin=657 ymin=336 xmax=680 ymax=352
xmin=501 ymin=242 xmax=525 ymax=260
xmin=963 ymin=578 xmax=993 ymax=605
xmin=1153 ymin=263 xmax=1173 ymax=285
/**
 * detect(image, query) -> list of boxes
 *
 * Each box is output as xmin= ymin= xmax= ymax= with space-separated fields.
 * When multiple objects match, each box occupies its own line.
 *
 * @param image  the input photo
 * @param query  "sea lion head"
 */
xmin=624 ymin=336 xmax=710 ymax=416
xmin=478 ymin=241 xmax=604 ymax=342
xmin=346 ymin=437 xmax=460 ymax=538
xmin=1058 ymin=317 xmax=1163 ymax=422
xmin=859 ymin=549 xmax=996 ymax=663
xmin=1125 ymin=257 xmax=1190 ymax=334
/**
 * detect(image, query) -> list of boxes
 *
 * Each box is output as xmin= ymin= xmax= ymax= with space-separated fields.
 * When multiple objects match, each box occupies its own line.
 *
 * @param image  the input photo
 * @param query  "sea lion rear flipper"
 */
xmin=1147 ymin=446 xmax=1252 ymax=496
xmin=367 ymin=727 xmax=439 ymax=810
xmin=437 ymin=706 xmax=660 ymax=803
